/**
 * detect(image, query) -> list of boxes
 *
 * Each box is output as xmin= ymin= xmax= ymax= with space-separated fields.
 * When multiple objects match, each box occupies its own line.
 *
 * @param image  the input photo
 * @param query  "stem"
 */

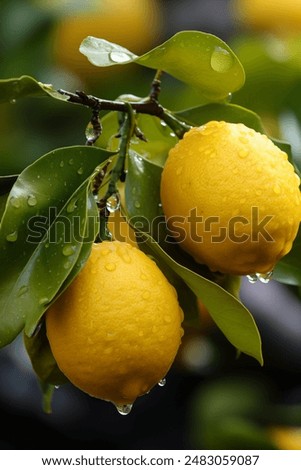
xmin=59 ymin=89 xmax=191 ymax=140
xmin=106 ymin=103 xmax=135 ymax=198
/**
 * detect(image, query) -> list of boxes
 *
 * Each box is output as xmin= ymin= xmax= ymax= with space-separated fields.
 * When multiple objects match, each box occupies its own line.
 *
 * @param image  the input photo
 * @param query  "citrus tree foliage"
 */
xmin=0 ymin=31 xmax=300 ymax=409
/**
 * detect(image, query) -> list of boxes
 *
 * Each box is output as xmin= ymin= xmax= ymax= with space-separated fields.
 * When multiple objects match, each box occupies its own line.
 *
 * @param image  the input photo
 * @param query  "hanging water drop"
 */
xmin=158 ymin=378 xmax=166 ymax=387
xmin=115 ymin=403 xmax=133 ymax=415
xmin=106 ymin=193 xmax=120 ymax=213
xmin=257 ymin=271 xmax=273 ymax=284
xmin=9 ymin=99 xmax=16 ymax=104
xmin=246 ymin=273 xmax=258 ymax=284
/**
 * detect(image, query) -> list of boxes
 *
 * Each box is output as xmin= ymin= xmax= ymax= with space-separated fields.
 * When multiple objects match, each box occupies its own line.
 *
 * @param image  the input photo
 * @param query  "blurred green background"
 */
xmin=1 ymin=0 xmax=301 ymax=451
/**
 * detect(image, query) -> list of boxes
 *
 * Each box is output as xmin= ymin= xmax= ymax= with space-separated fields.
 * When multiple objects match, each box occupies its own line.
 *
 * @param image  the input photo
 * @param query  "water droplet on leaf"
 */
xmin=39 ymin=297 xmax=49 ymax=306
xmin=27 ymin=195 xmax=37 ymax=207
xmin=109 ymin=51 xmax=132 ymax=63
xmin=210 ymin=47 xmax=233 ymax=73
xmin=66 ymin=199 xmax=77 ymax=213
xmin=10 ymin=197 xmax=21 ymax=208
xmin=62 ymin=245 xmax=76 ymax=256
xmin=18 ymin=285 xmax=28 ymax=297
xmin=6 ymin=231 xmax=18 ymax=242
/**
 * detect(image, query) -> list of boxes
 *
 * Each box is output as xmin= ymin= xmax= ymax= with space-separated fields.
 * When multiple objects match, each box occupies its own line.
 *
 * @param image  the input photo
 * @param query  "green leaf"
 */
xmin=0 ymin=146 xmax=114 ymax=347
xmin=80 ymin=31 xmax=245 ymax=101
xmin=0 ymin=76 xmax=68 ymax=104
xmin=176 ymin=103 xmax=265 ymax=132
xmin=273 ymin=227 xmax=301 ymax=286
xmin=97 ymin=111 xmax=178 ymax=167
xmin=125 ymin=150 xmax=165 ymax=239
xmin=138 ymin=232 xmax=263 ymax=365
xmin=39 ymin=382 xmax=56 ymax=414
xmin=24 ymin=321 xmax=67 ymax=386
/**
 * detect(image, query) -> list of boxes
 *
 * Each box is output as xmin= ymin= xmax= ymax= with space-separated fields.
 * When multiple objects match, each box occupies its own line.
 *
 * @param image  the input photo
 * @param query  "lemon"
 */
xmin=160 ymin=121 xmax=301 ymax=276
xmin=268 ymin=426 xmax=301 ymax=450
xmin=46 ymin=241 xmax=184 ymax=409
xmin=232 ymin=0 xmax=301 ymax=34
xmin=51 ymin=0 xmax=162 ymax=78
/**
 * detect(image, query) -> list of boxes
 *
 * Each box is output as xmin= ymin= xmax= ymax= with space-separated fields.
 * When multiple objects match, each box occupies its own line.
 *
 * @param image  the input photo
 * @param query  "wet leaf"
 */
xmin=24 ymin=321 xmax=67 ymax=386
xmin=0 ymin=76 xmax=68 ymax=104
xmin=125 ymin=150 xmax=165 ymax=240
xmin=80 ymin=31 xmax=245 ymax=101
xmin=0 ymin=146 xmax=114 ymax=347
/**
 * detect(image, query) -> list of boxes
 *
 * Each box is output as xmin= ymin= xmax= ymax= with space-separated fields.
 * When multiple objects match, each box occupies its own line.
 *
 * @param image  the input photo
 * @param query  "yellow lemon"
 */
xmin=46 ymin=241 xmax=183 ymax=410
xmin=268 ymin=426 xmax=301 ymax=450
xmin=160 ymin=121 xmax=301 ymax=276
xmin=232 ymin=0 xmax=301 ymax=34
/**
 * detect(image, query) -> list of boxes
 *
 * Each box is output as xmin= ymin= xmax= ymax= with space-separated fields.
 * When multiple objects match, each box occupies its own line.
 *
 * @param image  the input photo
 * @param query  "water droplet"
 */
xmin=210 ymin=47 xmax=233 ymax=73
xmin=66 ymin=199 xmax=77 ymax=213
xmin=257 ymin=271 xmax=273 ymax=284
xmin=64 ymin=261 xmax=72 ymax=270
xmin=9 ymin=99 xmax=16 ymax=104
xmin=160 ymin=120 xmax=167 ymax=127
xmin=54 ymin=385 xmax=60 ymax=390
xmin=10 ymin=197 xmax=21 ymax=208
xmin=158 ymin=378 xmax=166 ymax=387
xmin=109 ymin=51 xmax=132 ymax=63
xmin=106 ymin=193 xmax=120 ymax=213
xmin=77 ymin=167 xmax=84 ymax=175
xmin=6 ymin=231 xmax=18 ymax=242
xmin=238 ymin=149 xmax=249 ymax=159
xmin=27 ymin=195 xmax=37 ymax=207
xmin=39 ymin=297 xmax=49 ymax=306
xmin=68 ymin=158 xmax=74 ymax=166
xmin=18 ymin=285 xmax=28 ymax=297
xmin=142 ymin=291 xmax=150 ymax=300
xmin=59 ymin=160 xmax=64 ymax=168
xmin=134 ymin=201 xmax=141 ymax=209
xmin=105 ymin=262 xmax=116 ymax=272
xmin=246 ymin=273 xmax=258 ymax=284
xmin=62 ymin=245 xmax=76 ymax=256
xmin=115 ymin=403 xmax=133 ymax=415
